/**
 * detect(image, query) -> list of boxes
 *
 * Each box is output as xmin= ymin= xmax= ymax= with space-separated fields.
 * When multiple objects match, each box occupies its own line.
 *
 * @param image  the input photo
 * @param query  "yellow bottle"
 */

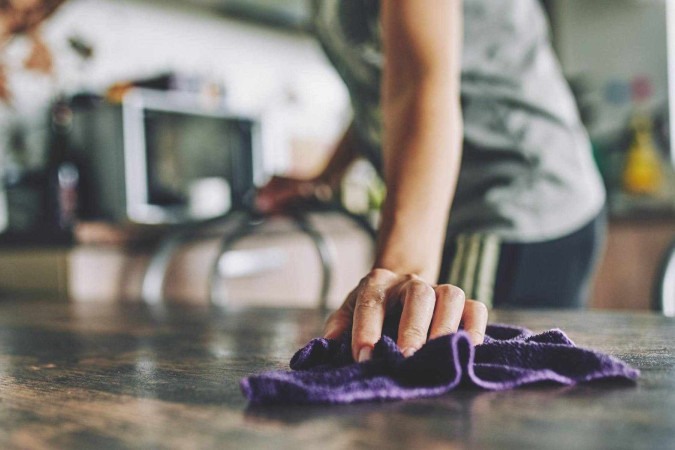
xmin=622 ymin=114 xmax=664 ymax=196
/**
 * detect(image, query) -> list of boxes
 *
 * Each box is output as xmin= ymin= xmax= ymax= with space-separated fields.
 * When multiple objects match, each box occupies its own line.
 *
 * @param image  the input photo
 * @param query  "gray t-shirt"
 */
xmin=313 ymin=0 xmax=605 ymax=243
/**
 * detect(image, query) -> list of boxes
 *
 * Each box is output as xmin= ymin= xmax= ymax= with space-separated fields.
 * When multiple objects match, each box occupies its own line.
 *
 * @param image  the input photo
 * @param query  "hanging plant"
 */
xmin=0 ymin=0 xmax=68 ymax=103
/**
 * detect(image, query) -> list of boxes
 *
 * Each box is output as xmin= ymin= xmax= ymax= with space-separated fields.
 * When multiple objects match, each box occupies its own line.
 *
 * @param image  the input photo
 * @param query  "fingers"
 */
xmin=461 ymin=300 xmax=489 ymax=346
xmin=350 ymin=269 xmax=397 ymax=362
xmin=323 ymin=267 xmax=489 ymax=366
xmin=351 ymin=287 xmax=387 ymax=362
xmin=397 ymin=278 xmax=436 ymax=357
xmin=256 ymin=177 xmax=313 ymax=213
xmin=428 ymin=285 xmax=466 ymax=340
xmin=322 ymin=309 xmax=351 ymax=340
xmin=323 ymin=290 xmax=357 ymax=339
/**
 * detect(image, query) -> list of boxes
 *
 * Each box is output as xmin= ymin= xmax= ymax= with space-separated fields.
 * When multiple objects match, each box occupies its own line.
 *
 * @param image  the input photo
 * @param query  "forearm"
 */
xmin=314 ymin=122 xmax=360 ymax=188
xmin=323 ymin=0 xmax=487 ymax=358
xmin=375 ymin=0 xmax=463 ymax=283
xmin=375 ymin=83 xmax=462 ymax=282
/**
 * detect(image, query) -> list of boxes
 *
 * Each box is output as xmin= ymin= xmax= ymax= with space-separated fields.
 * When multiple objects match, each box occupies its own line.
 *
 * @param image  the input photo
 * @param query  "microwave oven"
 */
xmin=69 ymin=89 xmax=262 ymax=225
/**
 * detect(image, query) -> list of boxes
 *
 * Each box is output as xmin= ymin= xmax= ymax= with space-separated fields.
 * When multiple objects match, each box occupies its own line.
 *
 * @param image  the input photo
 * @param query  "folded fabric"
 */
xmin=241 ymin=320 xmax=639 ymax=405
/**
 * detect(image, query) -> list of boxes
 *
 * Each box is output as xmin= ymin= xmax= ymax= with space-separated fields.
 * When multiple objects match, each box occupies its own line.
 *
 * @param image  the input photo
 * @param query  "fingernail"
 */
xmin=402 ymin=347 xmax=417 ymax=358
xmin=357 ymin=347 xmax=372 ymax=362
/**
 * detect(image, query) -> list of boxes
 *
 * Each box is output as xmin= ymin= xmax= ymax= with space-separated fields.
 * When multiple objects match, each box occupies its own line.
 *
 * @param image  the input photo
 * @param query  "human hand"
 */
xmin=256 ymin=175 xmax=332 ymax=214
xmin=323 ymin=268 xmax=488 ymax=362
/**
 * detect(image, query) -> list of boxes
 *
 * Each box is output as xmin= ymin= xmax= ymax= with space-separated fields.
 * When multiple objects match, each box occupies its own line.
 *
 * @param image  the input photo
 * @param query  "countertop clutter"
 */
xmin=0 ymin=300 xmax=673 ymax=449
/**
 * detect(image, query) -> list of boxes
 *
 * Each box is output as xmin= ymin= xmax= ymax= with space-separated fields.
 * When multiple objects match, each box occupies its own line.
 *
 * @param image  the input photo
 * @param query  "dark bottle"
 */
xmin=44 ymin=99 xmax=79 ymax=236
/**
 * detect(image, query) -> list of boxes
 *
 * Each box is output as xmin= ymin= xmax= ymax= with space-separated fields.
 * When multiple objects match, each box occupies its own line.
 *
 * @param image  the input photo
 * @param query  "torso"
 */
xmin=313 ymin=0 xmax=606 ymax=242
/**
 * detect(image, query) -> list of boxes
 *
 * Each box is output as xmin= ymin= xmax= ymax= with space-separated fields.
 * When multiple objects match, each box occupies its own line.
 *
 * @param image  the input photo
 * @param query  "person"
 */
xmin=257 ymin=0 xmax=606 ymax=363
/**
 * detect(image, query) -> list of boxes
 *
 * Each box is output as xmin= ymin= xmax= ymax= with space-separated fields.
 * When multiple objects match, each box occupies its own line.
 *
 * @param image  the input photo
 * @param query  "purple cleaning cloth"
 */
xmin=241 ymin=323 xmax=639 ymax=405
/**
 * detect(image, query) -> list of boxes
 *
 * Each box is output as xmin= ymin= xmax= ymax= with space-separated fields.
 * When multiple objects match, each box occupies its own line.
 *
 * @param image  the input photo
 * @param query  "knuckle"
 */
xmin=434 ymin=284 xmax=452 ymax=296
xmin=355 ymin=293 xmax=385 ymax=310
xmin=406 ymin=280 xmax=435 ymax=301
xmin=467 ymin=329 xmax=486 ymax=345
xmin=432 ymin=325 xmax=456 ymax=337
xmin=468 ymin=300 xmax=489 ymax=316
xmin=404 ymin=273 xmax=421 ymax=282
xmin=357 ymin=276 xmax=370 ymax=290
xmin=367 ymin=268 xmax=395 ymax=283
xmin=436 ymin=284 xmax=465 ymax=301
xmin=355 ymin=300 xmax=383 ymax=314
xmin=400 ymin=325 xmax=428 ymax=342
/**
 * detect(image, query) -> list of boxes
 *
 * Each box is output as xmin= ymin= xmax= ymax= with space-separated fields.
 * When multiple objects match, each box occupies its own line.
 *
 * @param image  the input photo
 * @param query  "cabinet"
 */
xmin=591 ymin=218 xmax=675 ymax=309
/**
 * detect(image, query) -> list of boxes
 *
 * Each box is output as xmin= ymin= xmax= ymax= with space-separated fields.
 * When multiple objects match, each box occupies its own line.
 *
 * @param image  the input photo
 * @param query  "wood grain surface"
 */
xmin=0 ymin=300 xmax=673 ymax=449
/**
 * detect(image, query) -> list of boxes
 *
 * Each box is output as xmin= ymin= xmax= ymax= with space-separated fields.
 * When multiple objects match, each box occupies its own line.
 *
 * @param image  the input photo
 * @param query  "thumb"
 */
xmin=323 ymin=308 xmax=351 ymax=339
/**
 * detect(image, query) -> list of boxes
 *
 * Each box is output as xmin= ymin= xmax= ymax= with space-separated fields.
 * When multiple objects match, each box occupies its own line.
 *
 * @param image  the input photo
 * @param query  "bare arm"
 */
xmin=324 ymin=0 xmax=487 ymax=361
xmin=317 ymin=122 xmax=361 ymax=190
xmin=376 ymin=0 xmax=463 ymax=282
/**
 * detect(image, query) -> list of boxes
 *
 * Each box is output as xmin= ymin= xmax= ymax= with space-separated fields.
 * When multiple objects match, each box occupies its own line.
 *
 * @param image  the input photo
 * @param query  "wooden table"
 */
xmin=0 ymin=300 xmax=673 ymax=449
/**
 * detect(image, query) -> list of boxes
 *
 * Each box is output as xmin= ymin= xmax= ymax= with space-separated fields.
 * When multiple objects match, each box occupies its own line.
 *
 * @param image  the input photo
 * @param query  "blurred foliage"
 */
xmin=0 ymin=0 xmax=67 ymax=103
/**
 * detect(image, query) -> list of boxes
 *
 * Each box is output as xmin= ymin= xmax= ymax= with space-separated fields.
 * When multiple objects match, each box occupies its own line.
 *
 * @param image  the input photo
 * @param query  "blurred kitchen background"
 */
xmin=0 ymin=0 xmax=673 ymax=311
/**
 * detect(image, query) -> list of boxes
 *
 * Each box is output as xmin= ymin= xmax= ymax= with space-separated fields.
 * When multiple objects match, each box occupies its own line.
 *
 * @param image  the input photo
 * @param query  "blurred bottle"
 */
xmin=44 ymin=99 xmax=79 ymax=234
xmin=622 ymin=113 xmax=664 ymax=196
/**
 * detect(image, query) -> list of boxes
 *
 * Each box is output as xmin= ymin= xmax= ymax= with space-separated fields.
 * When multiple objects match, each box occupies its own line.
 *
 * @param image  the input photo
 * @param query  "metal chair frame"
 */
xmin=140 ymin=203 xmax=375 ymax=310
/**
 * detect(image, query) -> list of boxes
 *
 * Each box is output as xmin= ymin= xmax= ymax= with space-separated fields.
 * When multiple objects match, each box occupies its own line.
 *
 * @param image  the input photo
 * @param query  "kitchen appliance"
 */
xmin=69 ymin=89 xmax=261 ymax=224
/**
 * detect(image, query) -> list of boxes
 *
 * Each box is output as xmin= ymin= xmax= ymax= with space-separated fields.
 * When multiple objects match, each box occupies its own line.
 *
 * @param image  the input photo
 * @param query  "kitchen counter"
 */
xmin=0 ymin=300 xmax=673 ymax=449
xmin=0 ymin=212 xmax=374 ymax=308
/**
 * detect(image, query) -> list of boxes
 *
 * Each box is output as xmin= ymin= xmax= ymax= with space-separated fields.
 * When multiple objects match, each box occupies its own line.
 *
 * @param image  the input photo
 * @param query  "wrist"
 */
xmin=374 ymin=210 xmax=445 ymax=283
xmin=372 ymin=255 xmax=439 ymax=283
